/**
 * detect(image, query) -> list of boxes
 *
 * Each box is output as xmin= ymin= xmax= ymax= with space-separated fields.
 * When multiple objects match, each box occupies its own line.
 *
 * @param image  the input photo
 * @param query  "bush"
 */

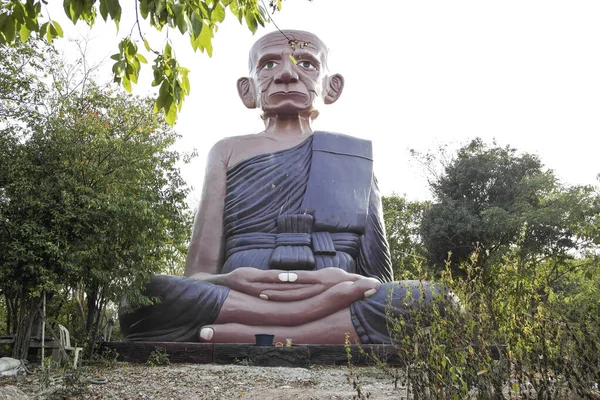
xmin=146 ymin=346 xmax=170 ymax=367
xmin=380 ymin=242 xmax=600 ymax=399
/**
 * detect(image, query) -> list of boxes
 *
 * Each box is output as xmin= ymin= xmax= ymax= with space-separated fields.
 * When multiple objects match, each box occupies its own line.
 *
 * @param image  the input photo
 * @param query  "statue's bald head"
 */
xmin=248 ymin=30 xmax=329 ymax=74
xmin=238 ymin=29 xmax=343 ymax=116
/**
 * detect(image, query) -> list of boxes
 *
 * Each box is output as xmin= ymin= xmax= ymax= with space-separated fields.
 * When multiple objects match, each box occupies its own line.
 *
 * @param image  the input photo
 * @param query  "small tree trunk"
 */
xmin=5 ymin=294 xmax=12 ymax=335
xmin=85 ymin=288 xmax=97 ymax=333
xmin=5 ymin=294 xmax=19 ymax=335
xmin=11 ymin=291 xmax=40 ymax=360
xmin=87 ymin=292 xmax=106 ymax=360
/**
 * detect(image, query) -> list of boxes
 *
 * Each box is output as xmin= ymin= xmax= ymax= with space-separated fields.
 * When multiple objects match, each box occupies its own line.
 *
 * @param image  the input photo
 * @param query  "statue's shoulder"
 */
xmin=208 ymin=133 xmax=263 ymax=167
xmin=212 ymin=133 xmax=259 ymax=151
xmin=214 ymin=133 xmax=295 ymax=169
xmin=212 ymin=133 xmax=259 ymax=154
xmin=313 ymin=131 xmax=373 ymax=160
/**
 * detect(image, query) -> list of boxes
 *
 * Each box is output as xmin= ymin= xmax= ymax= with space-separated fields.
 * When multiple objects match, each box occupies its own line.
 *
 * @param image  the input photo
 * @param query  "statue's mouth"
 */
xmin=269 ymin=91 xmax=307 ymax=97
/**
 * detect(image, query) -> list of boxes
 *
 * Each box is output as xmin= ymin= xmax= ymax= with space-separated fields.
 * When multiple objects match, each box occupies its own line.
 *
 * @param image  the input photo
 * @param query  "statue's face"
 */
xmin=249 ymin=31 xmax=328 ymax=116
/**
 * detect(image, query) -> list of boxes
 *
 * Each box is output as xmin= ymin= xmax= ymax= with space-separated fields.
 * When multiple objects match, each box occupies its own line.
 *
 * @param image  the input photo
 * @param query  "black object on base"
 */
xmin=254 ymin=334 xmax=274 ymax=346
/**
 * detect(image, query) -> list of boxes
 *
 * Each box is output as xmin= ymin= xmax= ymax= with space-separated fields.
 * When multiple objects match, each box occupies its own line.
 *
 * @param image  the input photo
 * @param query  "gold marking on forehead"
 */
xmin=249 ymin=31 xmax=328 ymax=72
xmin=253 ymin=31 xmax=325 ymax=52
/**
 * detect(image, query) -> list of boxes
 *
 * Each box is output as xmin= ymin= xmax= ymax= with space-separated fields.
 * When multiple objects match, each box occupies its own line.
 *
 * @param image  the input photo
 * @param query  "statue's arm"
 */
xmin=356 ymin=175 xmax=394 ymax=282
xmin=184 ymin=140 xmax=230 ymax=277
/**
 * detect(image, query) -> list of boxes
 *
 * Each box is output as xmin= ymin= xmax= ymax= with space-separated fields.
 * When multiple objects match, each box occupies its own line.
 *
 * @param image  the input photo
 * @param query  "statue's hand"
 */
xmin=197 ymin=267 xmax=379 ymax=302
xmin=259 ymin=268 xmax=381 ymax=302
xmin=209 ymin=267 xmax=316 ymax=299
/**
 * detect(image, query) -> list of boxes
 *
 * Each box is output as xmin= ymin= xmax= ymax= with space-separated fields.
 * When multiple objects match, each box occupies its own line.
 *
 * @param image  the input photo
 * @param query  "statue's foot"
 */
xmin=198 ymin=309 xmax=360 ymax=345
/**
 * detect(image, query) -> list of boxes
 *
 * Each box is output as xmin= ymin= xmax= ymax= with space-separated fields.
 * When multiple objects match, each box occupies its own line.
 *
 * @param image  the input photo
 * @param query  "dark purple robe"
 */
xmin=120 ymin=132 xmax=441 ymax=343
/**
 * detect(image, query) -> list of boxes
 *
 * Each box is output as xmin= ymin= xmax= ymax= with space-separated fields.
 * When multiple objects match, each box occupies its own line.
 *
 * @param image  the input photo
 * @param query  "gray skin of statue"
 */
xmin=119 ymin=30 xmax=447 ymax=344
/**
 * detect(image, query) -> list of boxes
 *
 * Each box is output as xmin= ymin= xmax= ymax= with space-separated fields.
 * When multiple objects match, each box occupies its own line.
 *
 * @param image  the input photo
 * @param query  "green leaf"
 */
xmin=0 ymin=14 xmax=8 ymax=33
xmin=24 ymin=0 xmax=36 ymax=17
xmin=122 ymin=76 xmax=132 ymax=92
xmin=125 ymin=40 xmax=137 ymax=61
xmin=171 ymin=3 xmax=184 ymax=18
xmin=70 ymin=0 xmax=84 ymax=23
xmin=39 ymin=21 xmax=48 ymax=37
xmin=137 ymin=53 xmax=148 ymax=63
xmin=139 ymin=0 xmax=149 ymax=18
xmin=99 ymin=0 xmax=108 ymax=21
xmin=198 ymin=2 xmax=210 ymax=19
xmin=165 ymin=100 xmax=177 ymax=126
xmin=180 ymin=69 xmax=190 ymax=93
xmin=198 ymin=23 xmax=213 ymax=56
xmin=63 ymin=0 xmax=75 ymax=23
xmin=143 ymin=39 xmax=150 ymax=51
xmin=152 ymin=65 xmax=163 ymax=86
xmin=157 ymin=80 xmax=171 ymax=109
xmin=49 ymin=22 xmax=58 ymax=37
xmin=12 ymin=2 xmax=25 ymax=21
xmin=212 ymin=3 xmax=226 ymax=23
xmin=190 ymin=13 xmax=202 ymax=39
xmin=112 ymin=60 xmax=127 ymax=77
xmin=230 ymin=1 xmax=242 ymax=23
xmin=164 ymin=43 xmax=173 ymax=59
xmin=25 ymin=17 xmax=38 ymax=32
xmin=175 ymin=12 xmax=186 ymax=34
xmin=257 ymin=5 xmax=268 ymax=24
xmin=51 ymin=21 xmax=63 ymax=37
xmin=255 ymin=10 xmax=265 ymax=27
xmin=19 ymin=23 xmax=31 ymax=43
xmin=512 ymin=383 xmax=519 ymax=393
xmin=244 ymin=9 xmax=257 ymax=34
xmin=1 ymin=15 xmax=16 ymax=44
xmin=105 ymin=0 xmax=121 ymax=27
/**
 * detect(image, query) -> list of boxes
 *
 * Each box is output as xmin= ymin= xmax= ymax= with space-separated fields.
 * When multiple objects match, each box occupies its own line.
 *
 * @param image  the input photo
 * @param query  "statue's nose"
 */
xmin=274 ymin=59 xmax=298 ymax=83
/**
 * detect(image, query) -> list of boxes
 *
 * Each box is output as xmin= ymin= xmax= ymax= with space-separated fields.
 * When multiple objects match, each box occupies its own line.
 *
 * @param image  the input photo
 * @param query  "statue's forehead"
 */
xmin=250 ymin=30 xmax=327 ymax=62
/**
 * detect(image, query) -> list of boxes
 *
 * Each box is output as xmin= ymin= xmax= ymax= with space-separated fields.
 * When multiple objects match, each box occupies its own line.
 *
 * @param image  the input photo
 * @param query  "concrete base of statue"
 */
xmin=98 ymin=341 xmax=404 ymax=367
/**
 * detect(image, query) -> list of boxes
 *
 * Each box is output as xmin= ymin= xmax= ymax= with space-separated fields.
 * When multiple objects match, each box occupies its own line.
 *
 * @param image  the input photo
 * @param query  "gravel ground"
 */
xmin=2 ymin=363 xmax=408 ymax=400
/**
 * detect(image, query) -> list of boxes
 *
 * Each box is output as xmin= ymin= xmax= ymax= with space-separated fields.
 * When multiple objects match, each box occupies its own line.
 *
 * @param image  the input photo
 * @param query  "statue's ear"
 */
xmin=237 ymin=77 xmax=257 ymax=109
xmin=323 ymin=73 xmax=344 ymax=105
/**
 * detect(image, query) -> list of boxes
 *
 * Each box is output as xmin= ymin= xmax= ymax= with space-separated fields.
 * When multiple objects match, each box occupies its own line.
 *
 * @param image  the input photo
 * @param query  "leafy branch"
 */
xmin=0 ymin=0 xmax=274 ymax=125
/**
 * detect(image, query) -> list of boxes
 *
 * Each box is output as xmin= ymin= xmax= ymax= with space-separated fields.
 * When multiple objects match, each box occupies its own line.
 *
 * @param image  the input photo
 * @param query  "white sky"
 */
xmin=46 ymin=1 xmax=600 ymax=207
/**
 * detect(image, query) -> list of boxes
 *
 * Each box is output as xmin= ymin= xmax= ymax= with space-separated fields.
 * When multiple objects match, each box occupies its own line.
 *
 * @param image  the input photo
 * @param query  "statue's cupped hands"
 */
xmin=192 ymin=267 xmax=381 ymax=302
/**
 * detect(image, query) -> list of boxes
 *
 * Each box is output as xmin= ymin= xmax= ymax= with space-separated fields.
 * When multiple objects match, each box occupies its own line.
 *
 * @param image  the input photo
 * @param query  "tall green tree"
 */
xmin=382 ymin=195 xmax=429 ymax=279
xmin=0 ymin=44 xmax=192 ymax=358
xmin=0 ymin=40 xmax=52 ymax=344
xmin=419 ymin=138 xmax=596 ymax=277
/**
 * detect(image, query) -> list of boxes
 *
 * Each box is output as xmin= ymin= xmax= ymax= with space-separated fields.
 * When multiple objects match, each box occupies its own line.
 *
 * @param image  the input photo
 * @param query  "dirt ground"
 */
xmin=2 ymin=363 xmax=408 ymax=400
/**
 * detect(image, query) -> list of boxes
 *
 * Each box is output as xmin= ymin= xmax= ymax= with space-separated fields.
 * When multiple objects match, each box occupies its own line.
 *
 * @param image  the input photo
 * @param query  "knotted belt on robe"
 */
xmin=225 ymin=132 xmax=374 ymax=270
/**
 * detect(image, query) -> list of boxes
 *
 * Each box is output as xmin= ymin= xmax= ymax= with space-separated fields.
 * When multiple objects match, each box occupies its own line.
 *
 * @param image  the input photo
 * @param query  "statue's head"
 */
xmin=237 ymin=30 xmax=344 ymax=120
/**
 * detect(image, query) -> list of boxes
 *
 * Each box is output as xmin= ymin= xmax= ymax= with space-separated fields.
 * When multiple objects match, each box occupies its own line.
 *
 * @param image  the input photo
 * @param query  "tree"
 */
xmin=0 ymin=40 xmax=53 ymax=344
xmin=419 ymin=138 xmax=596 ymax=278
xmin=0 ymin=40 xmax=51 ymax=121
xmin=382 ymin=195 xmax=429 ymax=279
xmin=0 ymin=43 xmax=192 ymax=358
xmin=0 ymin=0 xmax=286 ymax=125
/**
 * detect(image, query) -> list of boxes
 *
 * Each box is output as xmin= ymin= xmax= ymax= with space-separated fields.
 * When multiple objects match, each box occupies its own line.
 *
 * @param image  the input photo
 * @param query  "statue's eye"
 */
xmin=298 ymin=60 xmax=316 ymax=70
xmin=262 ymin=61 xmax=277 ymax=70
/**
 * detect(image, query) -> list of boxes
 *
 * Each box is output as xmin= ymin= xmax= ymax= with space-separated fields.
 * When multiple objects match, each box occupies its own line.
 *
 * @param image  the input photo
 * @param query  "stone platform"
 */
xmin=99 ymin=342 xmax=402 ymax=368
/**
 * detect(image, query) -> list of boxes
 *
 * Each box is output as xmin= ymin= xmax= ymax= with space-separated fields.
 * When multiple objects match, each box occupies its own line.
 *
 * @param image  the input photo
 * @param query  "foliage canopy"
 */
xmin=0 ymin=0 xmax=281 ymax=125
xmin=418 ymin=138 xmax=597 ymax=277
xmin=0 ymin=40 xmax=192 ymax=358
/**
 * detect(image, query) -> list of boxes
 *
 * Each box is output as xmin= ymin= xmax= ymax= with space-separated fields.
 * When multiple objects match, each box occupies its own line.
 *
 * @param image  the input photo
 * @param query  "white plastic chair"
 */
xmin=58 ymin=324 xmax=83 ymax=369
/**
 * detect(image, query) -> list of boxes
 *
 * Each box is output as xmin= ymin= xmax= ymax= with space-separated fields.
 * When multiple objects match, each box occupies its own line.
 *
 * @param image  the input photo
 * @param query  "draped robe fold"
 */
xmin=119 ymin=132 xmax=441 ymax=343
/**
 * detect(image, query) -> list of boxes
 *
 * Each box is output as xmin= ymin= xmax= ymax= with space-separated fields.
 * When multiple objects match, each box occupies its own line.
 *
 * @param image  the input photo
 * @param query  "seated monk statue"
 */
xmin=119 ymin=29 xmax=448 ymax=344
